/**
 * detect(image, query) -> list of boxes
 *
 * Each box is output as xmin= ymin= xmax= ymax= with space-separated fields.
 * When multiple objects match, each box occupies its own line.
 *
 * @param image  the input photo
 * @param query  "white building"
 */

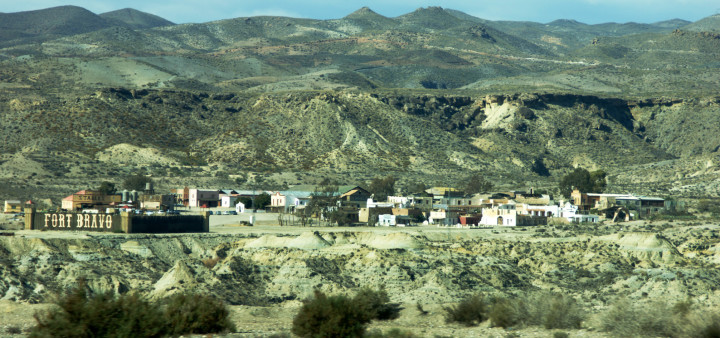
xmin=480 ymin=203 xmax=547 ymax=226
xmin=377 ymin=214 xmax=411 ymax=227
xmin=188 ymin=189 xmax=219 ymax=208
xmin=558 ymin=202 xmax=600 ymax=223
xmin=270 ymin=191 xmax=313 ymax=212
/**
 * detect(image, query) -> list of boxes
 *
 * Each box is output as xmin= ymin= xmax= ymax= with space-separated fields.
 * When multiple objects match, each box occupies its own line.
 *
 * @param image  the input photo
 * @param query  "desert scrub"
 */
xmin=162 ymin=293 xmax=235 ymax=335
xmin=443 ymin=294 xmax=488 ymax=326
xmin=292 ymin=288 xmax=400 ymax=338
xmin=599 ymin=298 xmax=720 ymax=337
xmin=30 ymin=283 xmax=234 ymax=337
xmin=353 ymin=287 xmax=401 ymax=320
xmin=446 ymin=292 xmax=585 ymax=329
xmin=31 ymin=286 xmax=166 ymax=337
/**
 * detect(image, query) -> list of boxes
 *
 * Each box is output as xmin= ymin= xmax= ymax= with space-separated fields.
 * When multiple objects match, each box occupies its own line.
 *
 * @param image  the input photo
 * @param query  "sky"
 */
xmin=2 ymin=0 xmax=719 ymax=25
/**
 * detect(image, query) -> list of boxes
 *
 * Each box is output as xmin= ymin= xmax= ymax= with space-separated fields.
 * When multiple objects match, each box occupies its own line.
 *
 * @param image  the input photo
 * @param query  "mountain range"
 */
xmin=0 ymin=5 xmax=719 ymax=201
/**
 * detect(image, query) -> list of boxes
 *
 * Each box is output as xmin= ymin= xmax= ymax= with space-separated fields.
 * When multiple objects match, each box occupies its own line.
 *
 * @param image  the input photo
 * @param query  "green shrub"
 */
xmin=30 ymin=283 xmax=234 ymax=337
xmin=599 ymin=299 xmax=678 ymax=337
xmin=31 ymin=286 xmax=166 ymax=338
xmin=162 ymin=293 xmax=235 ymax=335
xmin=5 ymin=326 xmax=22 ymax=334
xmin=353 ymin=287 xmax=401 ymax=321
xmin=292 ymin=290 xmax=370 ymax=338
xmin=539 ymin=293 xmax=584 ymax=329
xmin=488 ymin=296 xmax=527 ymax=329
xmin=449 ymin=292 xmax=585 ymax=330
xmin=443 ymin=294 xmax=488 ymax=326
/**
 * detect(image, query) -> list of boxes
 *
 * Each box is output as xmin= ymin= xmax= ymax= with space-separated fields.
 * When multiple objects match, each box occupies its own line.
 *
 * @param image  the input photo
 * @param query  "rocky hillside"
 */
xmin=1 ymin=224 xmax=719 ymax=330
xmin=99 ymin=8 xmax=175 ymax=30
xmin=0 ymin=6 xmax=719 ymax=200
xmin=1 ymin=86 xmax=720 ymax=201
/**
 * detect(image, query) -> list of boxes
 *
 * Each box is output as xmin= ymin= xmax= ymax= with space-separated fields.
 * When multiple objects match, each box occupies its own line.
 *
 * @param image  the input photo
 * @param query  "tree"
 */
xmin=123 ymin=173 xmax=153 ymax=191
xmin=559 ymin=167 xmax=607 ymax=197
xmin=254 ymin=192 xmax=271 ymax=210
xmin=368 ymin=176 xmax=396 ymax=201
xmin=405 ymin=181 xmax=427 ymax=195
xmin=531 ymin=157 xmax=551 ymax=177
xmin=238 ymin=196 xmax=252 ymax=208
xmin=308 ymin=179 xmax=339 ymax=226
xmin=463 ymin=174 xmax=493 ymax=195
xmin=96 ymin=181 xmax=116 ymax=195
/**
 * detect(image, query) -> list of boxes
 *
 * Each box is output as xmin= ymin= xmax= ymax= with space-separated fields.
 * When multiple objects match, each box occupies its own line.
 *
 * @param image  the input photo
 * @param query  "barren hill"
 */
xmin=99 ymin=8 xmax=175 ymax=29
xmin=0 ymin=6 xmax=719 ymax=200
xmin=0 ymin=6 xmax=111 ymax=45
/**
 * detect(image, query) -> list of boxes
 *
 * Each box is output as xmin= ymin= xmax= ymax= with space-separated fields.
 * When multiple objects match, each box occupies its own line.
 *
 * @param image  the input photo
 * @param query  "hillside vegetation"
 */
xmin=0 ymin=6 xmax=719 ymax=200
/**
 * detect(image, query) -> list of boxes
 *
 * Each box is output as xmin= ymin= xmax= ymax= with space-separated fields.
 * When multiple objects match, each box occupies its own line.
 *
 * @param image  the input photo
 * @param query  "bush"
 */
xmin=599 ymin=299 xmax=678 ymax=337
xmin=598 ymin=298 xmax=720 ymax=338
xmin=31 ymin=286 xmax=166 ymax=337
xmin=488 ymin=296 xmax=527 ymax=328
xmin=539 ymin=293 xmax=584 ymax=329
xmin=292 ymin=290 xmax=370 ymax=338
xmin=443 ymin=294 xmax=488 ymax=326
xmin=30 ymin=283 xmax=234 ymax=337
xmin=292 ymin=288 xmax=401 ymax=338
xmin=447 ymin=292 xmax=585 ymax=329
xmin=353 ymin=287 xmax=401 ymax=321
xmin=163 ymin=293 xmax=235 ymax=335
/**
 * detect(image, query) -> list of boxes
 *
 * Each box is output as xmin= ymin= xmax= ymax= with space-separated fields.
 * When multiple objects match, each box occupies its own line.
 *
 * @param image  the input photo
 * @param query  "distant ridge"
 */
xmin=100 ymin=8 xmax=175 ymax=29
xmin=0 ymin=5 xmax=110 ymax=43
xmin=397 ymin=6 xmax=467 ymax=30
xmin=342 ymin=7 xmax=398 ymax=28
xmin=652 ymin=19 xmax=692 ymax=29
xmin=683 ymin=14 xmax=720 ymax=32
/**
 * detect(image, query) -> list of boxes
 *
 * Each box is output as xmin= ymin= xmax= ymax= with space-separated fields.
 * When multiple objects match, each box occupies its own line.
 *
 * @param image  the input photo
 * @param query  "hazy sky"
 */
xmin=3 ymin=0 xmax=719 ymax=24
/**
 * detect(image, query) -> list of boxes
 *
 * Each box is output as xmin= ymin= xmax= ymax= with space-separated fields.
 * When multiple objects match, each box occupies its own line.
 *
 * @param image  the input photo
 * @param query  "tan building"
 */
xmin=4 ymin=200 xmax=22 ymax=213
xmin=61 ymin=190 xmax=122 ymax=211
xmin=172 ymin=187 xmax=190 ymax=206
xmin=480 ymin=204 xmax=547 ymax=226
xmin=140 ymin=194 xmax=176 ymax=210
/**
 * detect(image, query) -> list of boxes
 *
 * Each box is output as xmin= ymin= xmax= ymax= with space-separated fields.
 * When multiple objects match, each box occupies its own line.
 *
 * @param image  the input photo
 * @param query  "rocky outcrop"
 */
xmin=1 ymin=226 xmax=717 ymax=309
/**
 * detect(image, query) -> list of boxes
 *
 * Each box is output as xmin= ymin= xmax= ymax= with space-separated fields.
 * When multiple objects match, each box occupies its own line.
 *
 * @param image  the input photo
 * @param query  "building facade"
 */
xmin=61 ymin=190 xmax=122 ymax=211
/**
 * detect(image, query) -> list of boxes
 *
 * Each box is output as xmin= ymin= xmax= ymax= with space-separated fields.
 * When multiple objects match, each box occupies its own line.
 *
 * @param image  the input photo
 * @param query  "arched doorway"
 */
xmin=497 ymin=216 xmax=503 ymax=225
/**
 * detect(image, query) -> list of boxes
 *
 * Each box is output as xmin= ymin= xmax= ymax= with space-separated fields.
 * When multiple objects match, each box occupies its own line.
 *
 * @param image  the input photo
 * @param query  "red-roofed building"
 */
xmin=61 ymin=190 xmax=121 ymax=211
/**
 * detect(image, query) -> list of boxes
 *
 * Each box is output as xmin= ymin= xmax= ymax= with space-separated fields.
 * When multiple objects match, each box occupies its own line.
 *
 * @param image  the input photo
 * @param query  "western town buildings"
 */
xmin=10 ymin=181 xmax=673 ymax=231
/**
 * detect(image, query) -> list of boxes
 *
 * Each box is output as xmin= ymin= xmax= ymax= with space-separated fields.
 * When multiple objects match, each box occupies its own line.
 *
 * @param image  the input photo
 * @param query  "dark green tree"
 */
xmin=559 ymin=168 xmax=607 ymax=197
xmin=531 ymin=157 xmax=551 ymax=176
xmin=368 ymin=176 xmax=396 ymax=201
xmin=308 ymin=179 xmax=339 ymax=226
xmin=96 ymin=181 xmax=116 ymax=195
xmin=123 ymin=173 xmax=153 ymax=191
xmin=463 ymin=174 xmax=493 ymax=195
xmin=405 ymin=181 xmax=427 ymax=195
xmin=254 ymin=192 xmax=271 ymax=210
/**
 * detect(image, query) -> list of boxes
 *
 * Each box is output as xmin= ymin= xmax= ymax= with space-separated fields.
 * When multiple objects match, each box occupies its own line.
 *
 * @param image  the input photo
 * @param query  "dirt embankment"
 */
xmin=1 ymin=223 xmax=719 ymax=335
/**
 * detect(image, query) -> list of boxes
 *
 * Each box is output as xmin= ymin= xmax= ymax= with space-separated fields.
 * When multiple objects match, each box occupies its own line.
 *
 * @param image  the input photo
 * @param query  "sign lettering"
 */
xmin=40 ymin=213 xmax=118 ymax=231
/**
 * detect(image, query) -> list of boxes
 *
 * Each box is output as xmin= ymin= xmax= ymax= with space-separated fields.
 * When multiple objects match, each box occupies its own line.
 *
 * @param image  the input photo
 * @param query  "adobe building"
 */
xmin=188 ymin=189 xmax=220 ymax=207
xmin=4 ymin=200 xmax=22 ymax=213
xmin=61 ymin=190 xmax=122 ymax=211
xmin=140 ymin=194 xmax=176 ymax=210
